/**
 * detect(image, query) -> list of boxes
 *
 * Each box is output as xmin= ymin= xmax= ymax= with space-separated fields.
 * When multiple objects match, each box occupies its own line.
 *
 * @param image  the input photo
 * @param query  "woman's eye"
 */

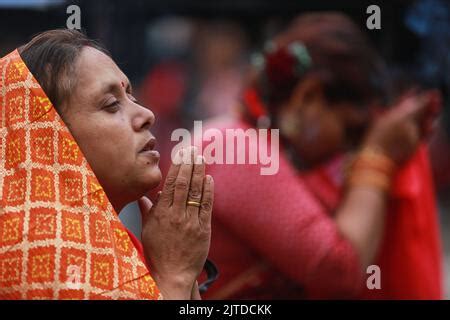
xmin=104 ymin=101 xmax=120 ymax=112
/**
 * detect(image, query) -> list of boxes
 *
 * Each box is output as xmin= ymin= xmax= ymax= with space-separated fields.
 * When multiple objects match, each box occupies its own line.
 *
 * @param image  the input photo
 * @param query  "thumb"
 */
xmin=138 ymin=196 xmax=153 ymax=225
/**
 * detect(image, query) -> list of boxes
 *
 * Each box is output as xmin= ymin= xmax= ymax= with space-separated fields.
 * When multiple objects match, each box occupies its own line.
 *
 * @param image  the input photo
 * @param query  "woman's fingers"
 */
xmin=408 ymin=94 xmax=429 ymax=122
xmin=159 ymin=149 xmax=183 ymax=206
xmin=157 ymin=146 xmax=210 ymax=223
xmin=403 ymin=91 xmax=442 ymax=138
xmin=420 ymin=90 xmax=442 ymax=137
xmin=199 ymin=175 xmax=214 ymax=229
xmin=399 ymin=92 xmax=433 ymax=123
xmin=172 ymin=147 xmax=197 ymax=213
xmin=186 ymin=155 xmax=205 ymax=219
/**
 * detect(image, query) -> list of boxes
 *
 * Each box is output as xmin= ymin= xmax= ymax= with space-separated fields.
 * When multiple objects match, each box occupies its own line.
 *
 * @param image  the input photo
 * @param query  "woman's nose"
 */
xmin=133 ymin=103 xmax=156 ymax=131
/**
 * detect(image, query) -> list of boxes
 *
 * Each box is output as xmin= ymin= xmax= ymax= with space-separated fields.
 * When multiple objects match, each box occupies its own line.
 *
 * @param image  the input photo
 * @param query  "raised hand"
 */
xmin=138 ymin=146 xmax=214 ymax=299
xmin=364 ymin=90 xmax=440 ymax=165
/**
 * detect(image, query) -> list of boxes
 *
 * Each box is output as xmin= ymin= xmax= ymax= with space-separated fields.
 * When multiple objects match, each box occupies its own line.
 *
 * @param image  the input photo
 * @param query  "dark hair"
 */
xmin=254 ymin=13 xmax=389 ymax=111
xmin=18 ymin=29 xmax=110 ymax=110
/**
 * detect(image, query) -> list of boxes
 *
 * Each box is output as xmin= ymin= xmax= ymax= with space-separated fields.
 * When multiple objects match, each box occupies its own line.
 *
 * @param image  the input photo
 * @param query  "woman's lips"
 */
xmin=139 ymin=149 xmax=160 ymax=160
xmin=138 ymin=137 xmax=160 ymax=161
xmin=140 ymin=137 xmax=156 ymax=152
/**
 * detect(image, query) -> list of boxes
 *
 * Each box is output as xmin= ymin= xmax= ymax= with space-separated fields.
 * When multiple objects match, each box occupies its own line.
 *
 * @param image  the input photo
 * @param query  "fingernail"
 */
xmin=172 ymin=149 xmax=183 ymax=164
xmin=196 ymin=155 xmax=204 ymax=164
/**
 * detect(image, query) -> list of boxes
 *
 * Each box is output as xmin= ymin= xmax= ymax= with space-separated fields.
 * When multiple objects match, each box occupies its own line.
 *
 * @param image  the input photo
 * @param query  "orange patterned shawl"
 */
xmin=0 ymin=50 xmax=161 ymax=299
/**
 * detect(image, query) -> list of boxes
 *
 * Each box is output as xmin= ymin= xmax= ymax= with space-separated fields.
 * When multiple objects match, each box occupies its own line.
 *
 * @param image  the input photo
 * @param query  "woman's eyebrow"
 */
xmin=98 ymin=80 xmax=132 ymax=97
xmin=99 ymin=82 xmax=119 ymax=96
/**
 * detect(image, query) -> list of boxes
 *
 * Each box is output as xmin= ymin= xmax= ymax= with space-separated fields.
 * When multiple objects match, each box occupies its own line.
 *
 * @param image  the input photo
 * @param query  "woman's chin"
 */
xmin=141 ymin=166 xmax=163 ymax=190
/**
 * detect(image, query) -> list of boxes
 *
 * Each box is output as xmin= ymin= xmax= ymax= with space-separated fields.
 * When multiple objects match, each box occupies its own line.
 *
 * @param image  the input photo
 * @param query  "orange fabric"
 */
xmin=0 ymin=50 xmax=161 ymax=300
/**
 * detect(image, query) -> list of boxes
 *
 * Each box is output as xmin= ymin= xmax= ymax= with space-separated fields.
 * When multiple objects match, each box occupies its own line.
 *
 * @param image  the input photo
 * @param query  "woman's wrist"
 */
xmin=152 ymin=271 xmax=195 ymax=300
xmin=346 ymin=145 xmax=396 ymax=194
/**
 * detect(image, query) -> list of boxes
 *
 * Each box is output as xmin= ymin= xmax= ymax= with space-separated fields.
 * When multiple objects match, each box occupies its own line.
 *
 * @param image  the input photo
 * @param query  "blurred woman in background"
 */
xmin=202 ymin=13 xmax=443 ymax=299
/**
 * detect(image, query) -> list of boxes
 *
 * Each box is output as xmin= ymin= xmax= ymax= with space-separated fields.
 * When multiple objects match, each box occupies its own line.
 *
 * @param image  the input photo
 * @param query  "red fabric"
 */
xmin=362 ymin=145 xmax=443 ymax=299
xmin=243 ymin=88 xmax=267 ymax=120
xmin=305 ymin=145 xmax=443 ymax=299
xmin=125 ymin=228 xmax=146 ymax=262
xmin=203 ymin=117 xmax=443 ymax=299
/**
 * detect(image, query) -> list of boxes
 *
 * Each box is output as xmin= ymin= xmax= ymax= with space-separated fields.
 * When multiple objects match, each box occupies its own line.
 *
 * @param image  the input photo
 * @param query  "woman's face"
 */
xmin=60 ymin=47 xmax=161 ymax=211
xmin=277 ymin=79 xmax=370 ymax=167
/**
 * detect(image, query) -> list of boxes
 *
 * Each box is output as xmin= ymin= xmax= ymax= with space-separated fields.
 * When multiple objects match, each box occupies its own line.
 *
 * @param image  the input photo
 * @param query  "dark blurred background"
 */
xmin=1 ymin=0 xmax=449 ymax=297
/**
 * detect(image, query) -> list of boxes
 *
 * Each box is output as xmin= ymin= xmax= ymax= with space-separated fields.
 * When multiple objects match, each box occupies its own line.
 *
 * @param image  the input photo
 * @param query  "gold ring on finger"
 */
xmin=186 ymin=200 xmax=201 ymax=208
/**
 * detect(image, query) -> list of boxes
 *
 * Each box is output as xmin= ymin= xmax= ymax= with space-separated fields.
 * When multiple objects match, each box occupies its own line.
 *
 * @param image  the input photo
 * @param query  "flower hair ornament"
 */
xmin=244 ymin=41 xmax=313 ymax=128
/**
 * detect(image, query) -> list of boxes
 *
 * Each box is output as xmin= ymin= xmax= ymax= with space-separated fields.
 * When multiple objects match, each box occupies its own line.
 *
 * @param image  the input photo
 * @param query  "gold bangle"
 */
xmin=346 ymin=146 xmax=396 ymax=182
xmin=347 ymin=170 xmax=392 ymax=193
xmin=356 ymin=146 xmax=396 ymax=173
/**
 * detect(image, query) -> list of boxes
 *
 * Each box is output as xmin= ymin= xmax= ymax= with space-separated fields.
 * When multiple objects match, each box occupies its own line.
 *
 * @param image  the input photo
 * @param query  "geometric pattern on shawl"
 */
xmin=0 ymin=50 xmax=161 ymax=299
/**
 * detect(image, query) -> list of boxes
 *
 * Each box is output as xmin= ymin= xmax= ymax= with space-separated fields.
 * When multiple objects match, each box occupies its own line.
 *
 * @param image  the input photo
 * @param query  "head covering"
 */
xmin=0 ymin=50 xmax=161 ymax=299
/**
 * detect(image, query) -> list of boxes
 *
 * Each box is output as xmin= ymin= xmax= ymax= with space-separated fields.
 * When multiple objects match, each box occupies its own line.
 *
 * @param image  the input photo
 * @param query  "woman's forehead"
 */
xmin=76 ymin=46 xmax=130 ymax=95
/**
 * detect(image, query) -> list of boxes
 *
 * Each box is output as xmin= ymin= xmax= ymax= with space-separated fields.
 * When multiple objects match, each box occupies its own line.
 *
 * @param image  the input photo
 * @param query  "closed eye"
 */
xmin=104 ymin=100 xmax=120 ymax=112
